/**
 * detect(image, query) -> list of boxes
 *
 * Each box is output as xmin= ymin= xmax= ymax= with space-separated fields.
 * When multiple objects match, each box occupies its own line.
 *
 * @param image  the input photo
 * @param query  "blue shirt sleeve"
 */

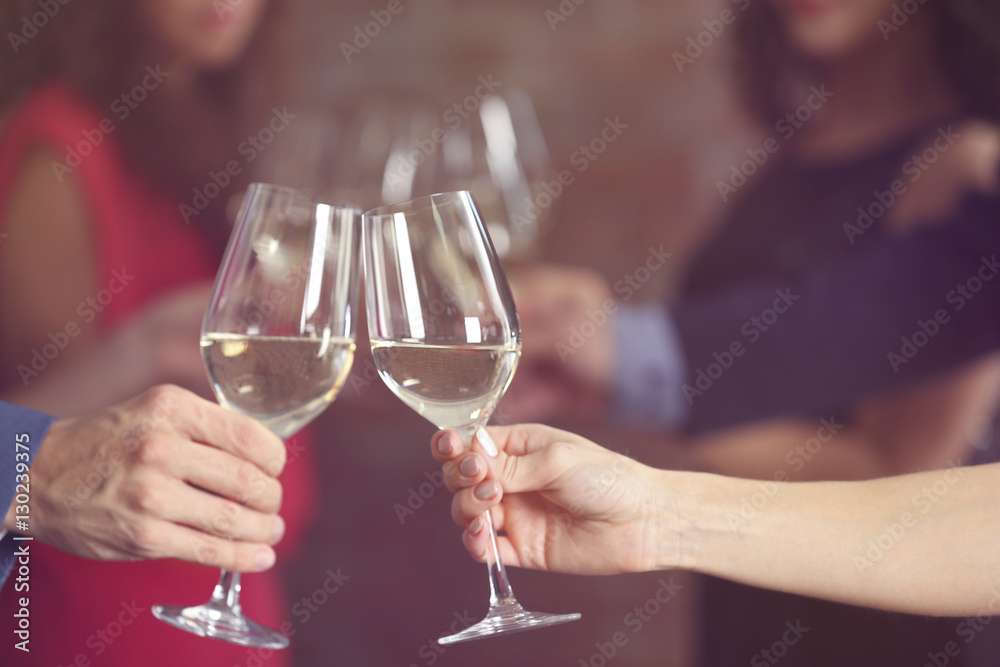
xmin=0 ymin=401 xmax=55 ymax=590
xmin=610 ymin=303 xmax=689 ymax=427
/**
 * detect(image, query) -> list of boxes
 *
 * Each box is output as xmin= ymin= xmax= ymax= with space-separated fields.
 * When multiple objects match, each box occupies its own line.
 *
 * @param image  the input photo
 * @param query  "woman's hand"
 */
xmin=431 ymin=424 xmax=682 ymax=575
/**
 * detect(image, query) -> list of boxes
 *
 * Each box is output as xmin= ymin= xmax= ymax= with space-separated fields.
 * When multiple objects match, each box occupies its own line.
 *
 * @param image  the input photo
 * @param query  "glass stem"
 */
xmin=461 ymin=425 xmax=520 ymax=610
xmin=210 ymin=569 xmax=243 ymax=613
xmin=483 ymin=508 xmax=518 ymax=608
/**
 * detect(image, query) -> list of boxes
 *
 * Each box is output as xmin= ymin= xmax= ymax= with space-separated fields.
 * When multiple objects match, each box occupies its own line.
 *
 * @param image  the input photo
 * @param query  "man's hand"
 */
xmin=431 ymin=424 xmax=679 ymax=575
xmin=4 ymin=385 xmax=287 ymax=572
xmin=502 ymin=265 xmax=616 ymax=422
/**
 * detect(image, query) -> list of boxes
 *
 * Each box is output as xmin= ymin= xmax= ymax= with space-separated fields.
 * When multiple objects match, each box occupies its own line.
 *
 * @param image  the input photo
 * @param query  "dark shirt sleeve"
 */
xmin=672 ymin=187 xmax=1000 ymax=433
xmin=0 ymin=402 xmax=55 ymax=589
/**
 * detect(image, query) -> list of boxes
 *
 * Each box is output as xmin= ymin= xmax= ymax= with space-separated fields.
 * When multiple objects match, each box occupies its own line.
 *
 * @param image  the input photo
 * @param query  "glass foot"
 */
xmin=152 ymin=603 xmax=289 ymax=649
xmin=438 ymin=601 xmax=581 ymax=645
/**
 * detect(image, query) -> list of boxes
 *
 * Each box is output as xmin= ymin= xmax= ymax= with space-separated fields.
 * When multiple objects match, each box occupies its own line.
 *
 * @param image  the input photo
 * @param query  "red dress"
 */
xmin=0 ymin=84 xmax=315 ymax=666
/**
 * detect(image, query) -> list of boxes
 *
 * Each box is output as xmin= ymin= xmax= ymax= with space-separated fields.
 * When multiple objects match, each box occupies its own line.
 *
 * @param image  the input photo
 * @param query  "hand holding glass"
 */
xmin=364 ymin=191 xmax=580 ymax=644
xmin=152 ymin=183 xmax=360 ymax=648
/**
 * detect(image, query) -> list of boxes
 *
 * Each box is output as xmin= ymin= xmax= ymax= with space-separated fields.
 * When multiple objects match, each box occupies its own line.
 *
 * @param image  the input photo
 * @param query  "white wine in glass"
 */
xmin=370 ymin=342 xmax=519 ymax=432
xmin=152 ymin=183 xmax=361 ymax=649
xmin=364 ymin=190 xmax=580 ymax=644
xmin=202 ymin=333 xmax=355 ymax=440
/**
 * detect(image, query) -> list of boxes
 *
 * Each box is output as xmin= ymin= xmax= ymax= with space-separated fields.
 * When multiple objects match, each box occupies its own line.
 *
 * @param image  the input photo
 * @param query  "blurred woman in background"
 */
xmin=692 ymin=3 xmax=1000 ymax=663
xmin=509 ymin=1 xmax=1000 ymax=665
xmin=0 ymin=1 xmax=312 ymax=665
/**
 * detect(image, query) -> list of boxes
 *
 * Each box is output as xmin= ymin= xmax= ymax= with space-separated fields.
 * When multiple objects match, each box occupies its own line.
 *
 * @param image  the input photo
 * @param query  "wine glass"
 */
xmin=152 ymin=183 xmax=361 ymax=648
xmin=471 ymin=88 xmax=554 ymax=261
xmin=377 ymin=88 xmax=554 ymax=260
xmin=363 ymin=190 xmax=581 ymax=644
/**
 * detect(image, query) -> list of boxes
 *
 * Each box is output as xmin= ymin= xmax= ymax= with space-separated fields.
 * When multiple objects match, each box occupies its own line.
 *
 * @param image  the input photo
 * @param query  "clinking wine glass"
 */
xmin=363 ymin=190 xmax=581 ymax=644
xmin=152 ymin=183 xmax=361 ymax=648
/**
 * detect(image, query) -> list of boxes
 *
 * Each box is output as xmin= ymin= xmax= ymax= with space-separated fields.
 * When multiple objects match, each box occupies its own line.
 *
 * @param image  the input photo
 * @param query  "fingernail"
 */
xmin=475 ymin=429 xmax=498 ymax=457
xmin=460 ymin=455 xmax=482 ymax=477
xmin=255 ymin=548 xmax=275 ymax=570
xmin=468 ymin=515 xmax=484 ymax=535
xmin=474 ymin=479 xmax=501 ymax=501
xmin=271 ymin=516 xmax=285 ymax=544
xmin=436 ymin=433 xmax=455 ymax=456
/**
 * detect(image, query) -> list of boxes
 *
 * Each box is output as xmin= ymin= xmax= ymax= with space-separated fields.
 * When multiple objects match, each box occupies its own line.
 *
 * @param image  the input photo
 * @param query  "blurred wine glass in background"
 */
xmin=268 ymin=88 xmax=552 ymax=260
xmin=414 ymin=87 xmax=554 ymax=261
xmin=472 ymin=87 xmax=553 ymax=260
